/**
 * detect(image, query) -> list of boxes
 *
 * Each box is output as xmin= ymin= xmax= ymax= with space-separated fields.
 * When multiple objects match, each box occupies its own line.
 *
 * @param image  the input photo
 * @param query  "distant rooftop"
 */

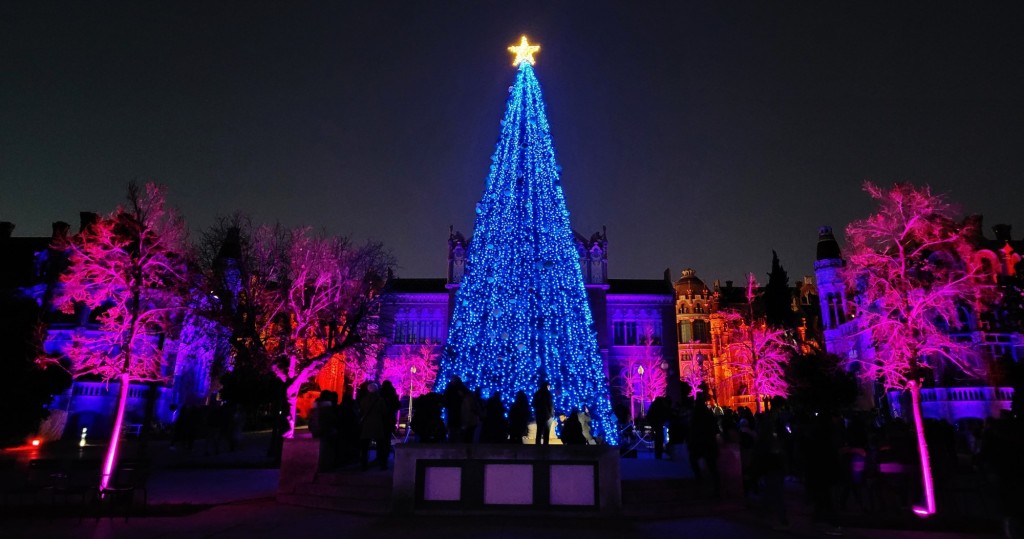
xmin=608 ymin=278 xmax=673 ymax=295
xmin=387 ymin=278 xmax=448 ymax=294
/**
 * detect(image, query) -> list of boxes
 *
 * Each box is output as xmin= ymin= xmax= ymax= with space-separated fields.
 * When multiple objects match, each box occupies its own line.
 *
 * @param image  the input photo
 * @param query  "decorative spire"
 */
xmin=508 ymin=35 xmax=540 ymax=66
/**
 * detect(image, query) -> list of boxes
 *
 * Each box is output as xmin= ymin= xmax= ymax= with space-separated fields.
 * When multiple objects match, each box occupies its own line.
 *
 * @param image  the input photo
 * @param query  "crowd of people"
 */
xmin=639 ymin=394 xmax=1024 ymax=534
xmin=302 ymin=375 xmax=1024 ymax=536
xmin=168 ymin=401 xmax=245 ymax=455
xmin=306 ymin=376 xmax=604 ymax=472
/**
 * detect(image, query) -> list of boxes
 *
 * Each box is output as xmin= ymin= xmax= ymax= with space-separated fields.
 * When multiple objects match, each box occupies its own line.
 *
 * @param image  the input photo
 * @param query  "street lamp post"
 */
xmin=638 ymin=365 xmax=646 ymax=416
xmin=408 ymin=366 xmax=418 ymax=425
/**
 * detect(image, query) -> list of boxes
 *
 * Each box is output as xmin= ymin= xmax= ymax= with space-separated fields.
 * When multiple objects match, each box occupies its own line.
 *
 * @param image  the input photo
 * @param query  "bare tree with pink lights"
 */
xmin=382 ymin=343 xmax=439 ymax=400
xmin=45 ymin=182 xmax=190 ymax=491
xmin=717 ymin=273 xmax=795 ymax=412
xmin=843 ymin=181 xmax=995 ymax=516
xmin=681 ymin=355 xmax=706 ymax=399
xmin=614 ymin=325 xmax=668 ymax=419
xmin=721 ymin=310 xmax=795 ymax=411
xmin=213 ymin=224 xmax=393 ymax=437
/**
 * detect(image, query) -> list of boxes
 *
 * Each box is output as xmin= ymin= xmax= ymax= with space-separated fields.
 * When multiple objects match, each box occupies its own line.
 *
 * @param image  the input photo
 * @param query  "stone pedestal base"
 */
xmin=393 ymin=444 xmax=621 ymax=516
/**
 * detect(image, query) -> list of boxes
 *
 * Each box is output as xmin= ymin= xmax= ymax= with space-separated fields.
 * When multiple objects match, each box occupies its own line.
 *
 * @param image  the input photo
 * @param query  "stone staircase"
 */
xmin=278 ymin=470 xmax=393 ymax=515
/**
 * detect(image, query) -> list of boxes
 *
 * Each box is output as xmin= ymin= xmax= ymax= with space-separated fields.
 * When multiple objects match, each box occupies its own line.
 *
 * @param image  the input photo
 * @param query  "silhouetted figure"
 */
xmin=224 ymin=403 xmax=244 ymax=452
xmin=410 ymin=392 xmax=446 ymax=443
xmin=804 ymin=412 xmax=840 ymax=533
xmin=461 ymin=387 xmax=482 ymax=442
xmin=981 ymin=415 xmax=1024 ymax=539
xmin=687 ymin=395 xmax=721 ymax=497
xmin=442 ymin=376 xmax=466 ymax=442
xmin=755 ymin=408 xmax=788 ymax=529
xmin=646 ymin=396 xmax=671 ymax=459
xmin=168 ymin=404 xmax=181 ymax=450
xmin=533 ymin=382 xmax=554 ymax=445
xmin=507 ymin=391 xmax=531 ymax=444
xmin=380 ymin=381 xmax=401 ymax=435
xmin=358 ymin=382 xmax=390 ymax=470
xmin=337 ymin=393 xmax=360 ymax=465
xmin=579 ymin=405 xmax=595 ymax=444
xmin=560 ymin=408 xmax=587 ymax=445
xmin=311 ymin=391 xmax=339 ymax=471
xmin=203 ymin=403 xmax=224 ymax=455
xmin=738 ymin=418 xmax=758 ymax=497
xmin=480 ymin=392 xmax=508 ymax=443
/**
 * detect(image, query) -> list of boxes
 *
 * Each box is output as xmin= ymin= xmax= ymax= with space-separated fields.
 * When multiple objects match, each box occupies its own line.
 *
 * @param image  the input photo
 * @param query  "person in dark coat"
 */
xmin=480 ymin=392 xmax=508 ymax=443
xmin=337 ymin=393 xmax=360 ymax=465
xmin=560 ymin=408 xmax=587 ymax=445
xmin=507 ymin=391 xmax=531 ymax=444
xmin=804 ymin=411 xmax=841 ymax=534
xmin=410 ymin=392 xmax=446 ymax=443
xmin=687 ymin=395 xmax=721 ymax=497
xmin=311 ymin=390 xmax=339 ymax=471
xmin=461 ymin=387 xmax=482 ymax=443
xmin=380 ymin=381 xmax=402 ymax=435
xmin=358 ymin=382 xmax=390 ymax=470
xmin=533 ymin=382 xmax=554 ymax=445
xmin=646 ymin=396 xmax=672 ymax=459
xmin=442 ymin=376 xmax=466 ymax=442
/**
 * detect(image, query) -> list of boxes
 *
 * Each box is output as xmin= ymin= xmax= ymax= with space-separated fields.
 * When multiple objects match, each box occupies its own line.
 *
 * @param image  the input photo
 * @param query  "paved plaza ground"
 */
xmin=1 ymin=432 xmax=1001 ymax=539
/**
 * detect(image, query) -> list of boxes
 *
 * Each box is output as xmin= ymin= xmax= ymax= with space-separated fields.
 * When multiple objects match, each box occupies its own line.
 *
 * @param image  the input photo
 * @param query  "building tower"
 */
xmin=814 ymin=226 xmax=848 ymax=336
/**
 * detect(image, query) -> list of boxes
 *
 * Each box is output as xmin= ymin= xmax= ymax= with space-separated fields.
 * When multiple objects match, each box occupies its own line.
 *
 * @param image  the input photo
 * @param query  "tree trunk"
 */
xmin=908 ymin=379 xmax=937 ymax=516
xmin=100 ymin=372 xmax=131 ymax=491
xmin=283 ymin=382 xmax=299 ymax=438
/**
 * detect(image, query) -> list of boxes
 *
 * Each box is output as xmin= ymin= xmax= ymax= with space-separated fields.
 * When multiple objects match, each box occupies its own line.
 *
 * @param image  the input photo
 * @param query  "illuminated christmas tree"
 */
xmin=437 ymin=37 xmax=618 ymax=444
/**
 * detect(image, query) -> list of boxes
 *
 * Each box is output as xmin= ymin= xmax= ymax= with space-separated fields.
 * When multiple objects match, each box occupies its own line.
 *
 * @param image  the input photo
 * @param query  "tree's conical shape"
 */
xmin=437 ymin=61 xmax=618 ymax=444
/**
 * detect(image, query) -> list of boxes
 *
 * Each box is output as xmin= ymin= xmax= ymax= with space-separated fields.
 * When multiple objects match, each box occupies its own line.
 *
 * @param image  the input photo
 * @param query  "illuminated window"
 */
xmin=393 ymin=319 xmax=441 ymax=344
xmin=692 ymin=320 xmax=710 ymax=343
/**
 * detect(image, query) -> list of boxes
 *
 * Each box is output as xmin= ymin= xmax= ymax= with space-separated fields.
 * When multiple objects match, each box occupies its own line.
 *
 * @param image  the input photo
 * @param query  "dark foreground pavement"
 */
xmin=1 ymin=432 xmax=1000 ymax=539
xmin=1 ymin=498 xmax=999 ymax=539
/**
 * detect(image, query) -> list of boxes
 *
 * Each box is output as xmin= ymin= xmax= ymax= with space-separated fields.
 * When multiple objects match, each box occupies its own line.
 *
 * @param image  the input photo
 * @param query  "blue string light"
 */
xmin=436 ymin=61 xmax=619 ymax=445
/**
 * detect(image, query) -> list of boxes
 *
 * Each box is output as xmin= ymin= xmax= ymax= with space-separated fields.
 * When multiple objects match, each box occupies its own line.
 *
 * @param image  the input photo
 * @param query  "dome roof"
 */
xmin=674 ymin=268 xmax=709 ymax=296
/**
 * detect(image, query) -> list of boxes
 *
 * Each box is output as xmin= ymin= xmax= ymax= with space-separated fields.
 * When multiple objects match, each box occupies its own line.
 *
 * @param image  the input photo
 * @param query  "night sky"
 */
xmin=3 ymin=2 xmax=1022 ymax=283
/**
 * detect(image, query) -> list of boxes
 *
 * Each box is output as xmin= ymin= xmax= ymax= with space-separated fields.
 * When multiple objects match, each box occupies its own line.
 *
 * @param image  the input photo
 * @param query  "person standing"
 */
xmin=687 ymin=395 xmax=721 ymax=498
xmin=480 ymin=392 xmax=508 ymax=443
xmin=461 ymin=387 xmax=483 ymax=443
xmin=646 ymin=396 xmax=671 ymax=459
xmin=560 ymin=408 xmax=587 ymax=445
xmin=533 ymin=382 xmax=554 ymax=445
xmin=358 ymin=382 xmax=390 ymax=470
xmin=442 ymin=376 xmax=466 ymax=442
xmin=507 ymin=391 xmax=531 ymax=444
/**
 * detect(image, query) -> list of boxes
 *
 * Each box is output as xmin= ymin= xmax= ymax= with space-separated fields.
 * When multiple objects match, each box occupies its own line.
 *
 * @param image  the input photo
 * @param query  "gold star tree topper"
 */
xmin=508 ymin=35 xmax=540 ymax=66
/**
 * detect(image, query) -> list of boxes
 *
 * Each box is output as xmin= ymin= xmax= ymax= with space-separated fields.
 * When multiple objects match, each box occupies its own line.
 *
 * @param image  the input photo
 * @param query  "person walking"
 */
xmin=533 ymin=382 xmax=554 ymax=445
